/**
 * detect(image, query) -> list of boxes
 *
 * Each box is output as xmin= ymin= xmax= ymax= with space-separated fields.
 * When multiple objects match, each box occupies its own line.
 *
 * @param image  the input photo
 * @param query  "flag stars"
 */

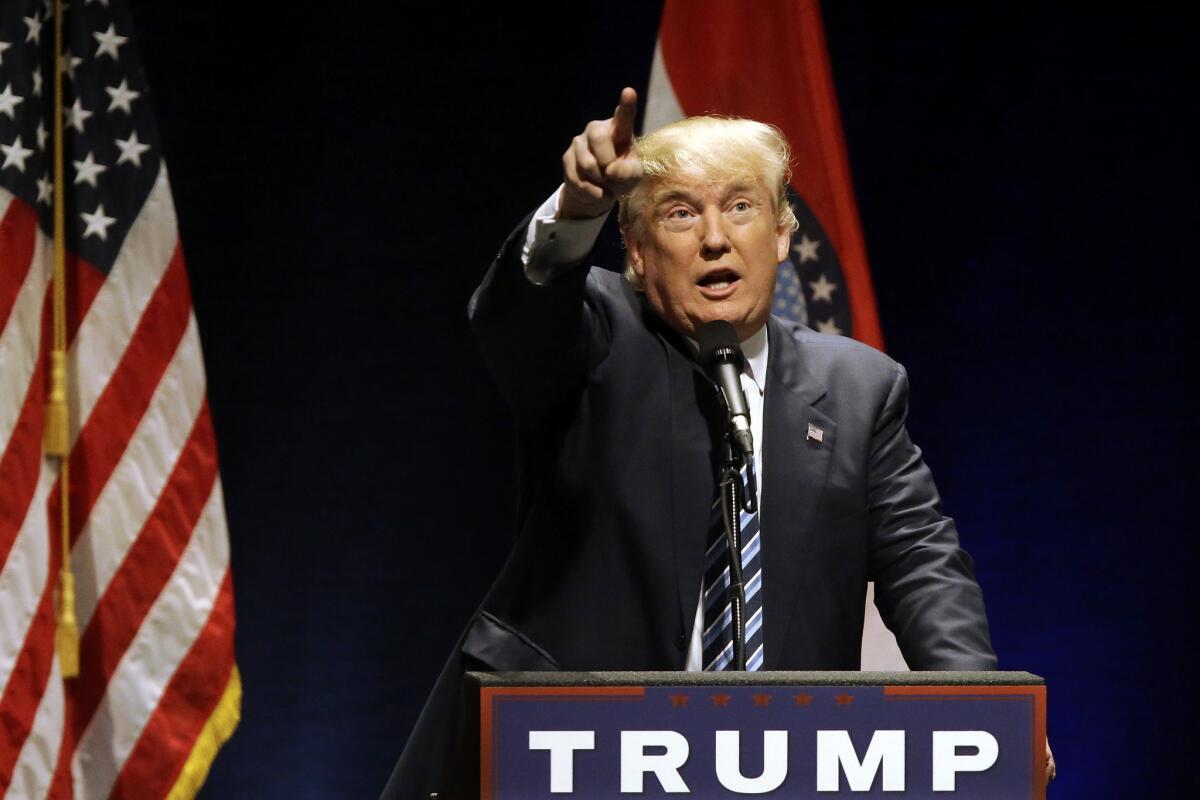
xmin=73 ymin=151 xmax=108 ymax=187
xmin=36 ymin=121 xmax=48 ymax=149
xmin=2 ymin=136 xmax=35 ymax=172
xmin=0 ymin=84 xmax=23 ymax=119
xmin=81 ymin=203 xmax=117 ymax=240
xmin=808 ymin=274 xmax=838 ymax=303
xmin=815 ymin=318 xmax=843 ymax=336
xmin=115 ymin=131 xmax=151 ymax=166
xmin=65 ymin=98 xmax=93 ymax=133
xmin=93 ymin=24 xmax=128 ymax=60
xmin=794 ymin=233 xmax=821 ymax=263
xmin=25 ymin=15 xmax=44 ymax=45
xmin=105 ymin=79 xmax=140 ymax=114
xmin=0 ymin=40 xmax=11 ymax=66
xmin=37 ymin=175 xmax=53 ymax=205
xmin=61 ymin=51 xmax=83 ymax=81
xmin=32 ymin=69 xmax=43 ymax=97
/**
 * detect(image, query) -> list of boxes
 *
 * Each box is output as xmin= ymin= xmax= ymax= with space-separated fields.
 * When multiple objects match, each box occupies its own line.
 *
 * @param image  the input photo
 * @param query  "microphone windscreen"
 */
xmin=697 ymin=320 xmax=743 ymax=368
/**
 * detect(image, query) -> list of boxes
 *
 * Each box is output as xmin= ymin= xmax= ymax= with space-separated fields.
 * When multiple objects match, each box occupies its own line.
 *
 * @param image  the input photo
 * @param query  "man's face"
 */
xmin=626 ymin=174 xmax=790 ymax=341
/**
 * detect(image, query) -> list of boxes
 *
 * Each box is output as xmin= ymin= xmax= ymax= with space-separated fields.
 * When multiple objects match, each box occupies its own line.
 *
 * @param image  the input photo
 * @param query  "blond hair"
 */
xmin=617 ymin=116 xmax=798 ymax=288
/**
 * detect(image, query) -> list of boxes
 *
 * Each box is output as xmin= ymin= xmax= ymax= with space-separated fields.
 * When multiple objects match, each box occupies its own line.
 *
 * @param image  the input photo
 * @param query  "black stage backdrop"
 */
xmin=119 ymin=2 xmax=1197 ymax=797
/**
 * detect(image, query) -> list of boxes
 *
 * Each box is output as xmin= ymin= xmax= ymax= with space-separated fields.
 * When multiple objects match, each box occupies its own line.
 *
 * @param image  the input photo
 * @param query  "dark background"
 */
xmin=122 ymin=2 xmax=1197 ymax=797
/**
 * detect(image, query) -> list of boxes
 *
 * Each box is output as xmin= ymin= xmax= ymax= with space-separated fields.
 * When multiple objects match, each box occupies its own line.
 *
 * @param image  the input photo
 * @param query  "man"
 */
xmin=383 ymin=88 xmax=1002 ymax=799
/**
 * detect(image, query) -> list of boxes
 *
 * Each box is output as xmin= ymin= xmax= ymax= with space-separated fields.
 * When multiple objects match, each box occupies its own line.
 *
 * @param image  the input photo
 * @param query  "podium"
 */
xmin=463 ymin=670 xmax=1045 ymax=799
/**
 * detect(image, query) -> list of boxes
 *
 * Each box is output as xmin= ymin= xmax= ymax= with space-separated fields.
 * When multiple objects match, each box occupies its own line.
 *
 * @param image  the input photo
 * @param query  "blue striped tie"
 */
xmin=702 ymin=460 xmax=764 ymax=671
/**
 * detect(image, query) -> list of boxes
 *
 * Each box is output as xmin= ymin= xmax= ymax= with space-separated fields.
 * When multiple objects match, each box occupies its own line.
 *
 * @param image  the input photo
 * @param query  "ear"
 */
xmin=775 ymin=223 xmax=791 ymax=264
xmin=624 ymin=225 xmax=646 ymax=281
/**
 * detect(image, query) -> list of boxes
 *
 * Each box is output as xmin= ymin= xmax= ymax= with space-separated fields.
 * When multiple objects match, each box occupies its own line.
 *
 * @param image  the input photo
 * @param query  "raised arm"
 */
xmin=468 ymin=89 xmax=643 ymax=425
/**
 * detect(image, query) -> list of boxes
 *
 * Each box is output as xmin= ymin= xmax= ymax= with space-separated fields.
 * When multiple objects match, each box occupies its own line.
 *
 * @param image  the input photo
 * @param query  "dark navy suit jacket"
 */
xmin=382 ymin=217 xmax=996 ymax=798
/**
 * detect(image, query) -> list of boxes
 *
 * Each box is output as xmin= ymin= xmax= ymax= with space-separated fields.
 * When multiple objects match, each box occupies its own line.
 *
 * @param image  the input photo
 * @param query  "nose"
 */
xmin=698 ymin=206 xmax=730 ymax=256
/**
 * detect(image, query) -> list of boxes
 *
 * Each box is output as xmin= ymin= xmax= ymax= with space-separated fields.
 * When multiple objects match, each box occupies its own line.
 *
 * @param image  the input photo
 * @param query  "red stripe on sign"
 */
xmin=63 ymin=402 xmax=218 ymax=748
xmin=109 ymin=572 xmax=236 ymax=799
xmin=0 ymin=296 xmax=48 ymax=569
xmin=0 ymin=196 xmax=37 ymax=334
xmin=0 ymin=509 xmax=60 ymax=786
xmin=657 ymin=0 xmax=883 ymax=349
xmin=58 ymin=240 xmax=190 ymax=549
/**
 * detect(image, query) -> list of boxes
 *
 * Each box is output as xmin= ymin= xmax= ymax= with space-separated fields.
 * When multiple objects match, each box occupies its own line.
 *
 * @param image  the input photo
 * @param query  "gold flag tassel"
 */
xmin=47 ymin=0 xmax=78 ymax=678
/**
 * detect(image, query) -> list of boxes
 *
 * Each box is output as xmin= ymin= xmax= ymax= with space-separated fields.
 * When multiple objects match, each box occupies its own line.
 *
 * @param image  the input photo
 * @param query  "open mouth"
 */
xmin=698 ymin=269 xmax=740 ymax=296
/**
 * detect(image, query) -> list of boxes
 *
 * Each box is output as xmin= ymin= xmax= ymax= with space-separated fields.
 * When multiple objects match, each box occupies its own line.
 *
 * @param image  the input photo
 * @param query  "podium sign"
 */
xmin=471 ymin=671 xmax=1045 ymax=799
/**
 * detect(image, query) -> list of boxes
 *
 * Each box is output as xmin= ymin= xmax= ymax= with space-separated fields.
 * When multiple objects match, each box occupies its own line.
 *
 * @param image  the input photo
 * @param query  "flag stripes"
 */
xmin=0 ymin=206 xmax=238 ymax=793
xmin=0 ymin=467 xmax=58 ymax=787
xmin=0 ymin=299 xmax=51 ymax=689
xmin=68 ymin=482 xmax=228 ymax=799
xmin=0 ymin=205 xmax=44 ymax=461
xmin=66 ymin=170 xmax=178 ymax=442
xmin=0 ymin=197 xmax=38 ymax=336
xmin=0 ymin=322 xmax=47 ymax=577
xmin=71 ymin=404 xmax=219 ymax=734
xmin=5 ymin=647 xmax=64 ymax=798
xmin=71 ymin=318 xmax=207 ymax=636
xmin=1 ymin=2 xmax=239 ymax=792
xmin=62 ymin=244 xmax=191 ymax=552
xmin=111 ymin=573 xmax=235 ymax=799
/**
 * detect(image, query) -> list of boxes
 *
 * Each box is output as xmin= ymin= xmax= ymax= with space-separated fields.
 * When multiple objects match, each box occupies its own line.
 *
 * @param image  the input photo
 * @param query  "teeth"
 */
xmin=708 ymin=281 xmax=730 ymax=289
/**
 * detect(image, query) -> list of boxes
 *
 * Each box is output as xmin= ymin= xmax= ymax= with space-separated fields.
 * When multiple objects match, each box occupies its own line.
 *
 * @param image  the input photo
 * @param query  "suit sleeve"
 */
xmin=867 ymin=364 xmax=998 ymax=670
xmin=468 ymin=213 xmax=612 ymax=427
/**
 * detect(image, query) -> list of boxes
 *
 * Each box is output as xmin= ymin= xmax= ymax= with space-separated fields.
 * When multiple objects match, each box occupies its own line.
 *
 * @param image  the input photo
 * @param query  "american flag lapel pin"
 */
xmin=806 ymin=422 xmax=824 ymax=443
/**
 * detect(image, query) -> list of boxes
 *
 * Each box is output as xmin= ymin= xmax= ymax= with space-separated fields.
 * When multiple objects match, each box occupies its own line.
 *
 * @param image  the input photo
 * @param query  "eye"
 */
xmin=660 ymin=206 xmax=697 ymax=232
xmin=732 ymin=200 xmax=752 ymax=213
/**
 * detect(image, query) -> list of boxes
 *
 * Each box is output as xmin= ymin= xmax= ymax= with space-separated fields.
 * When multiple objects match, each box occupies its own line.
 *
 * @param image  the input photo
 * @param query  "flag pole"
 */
xmin=47 ymin=0 xmax=79 ymax=679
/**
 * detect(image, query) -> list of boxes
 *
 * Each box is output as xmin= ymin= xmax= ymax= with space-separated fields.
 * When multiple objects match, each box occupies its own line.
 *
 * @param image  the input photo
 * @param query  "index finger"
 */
xmin=611 ymin=87 xmax=638 ymax=152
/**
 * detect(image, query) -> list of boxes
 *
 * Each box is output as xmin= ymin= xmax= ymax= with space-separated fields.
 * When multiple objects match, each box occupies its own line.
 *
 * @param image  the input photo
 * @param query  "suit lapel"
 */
xmin=760 ymin=318 xmax=835 ymax=669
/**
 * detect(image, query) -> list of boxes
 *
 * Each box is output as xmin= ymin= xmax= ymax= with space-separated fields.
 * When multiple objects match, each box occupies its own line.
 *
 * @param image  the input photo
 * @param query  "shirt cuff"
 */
xmin=521 ymin=185 xmax=610 ymax=285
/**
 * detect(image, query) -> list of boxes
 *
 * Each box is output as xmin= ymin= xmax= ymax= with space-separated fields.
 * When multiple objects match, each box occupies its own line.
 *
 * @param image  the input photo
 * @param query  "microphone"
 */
xmin=697 ymin=320 xmax=754 ymax=460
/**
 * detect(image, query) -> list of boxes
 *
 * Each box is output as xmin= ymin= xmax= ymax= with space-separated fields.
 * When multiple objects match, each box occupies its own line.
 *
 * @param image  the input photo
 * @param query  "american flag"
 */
xmin=643 ymin=0 xmax=905 ymax=669
xmin=1 ymin=1 xmax=239 ymax=797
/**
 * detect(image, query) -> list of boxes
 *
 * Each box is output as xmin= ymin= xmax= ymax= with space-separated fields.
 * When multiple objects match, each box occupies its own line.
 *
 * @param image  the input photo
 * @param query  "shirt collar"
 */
xmin=741 ymin=324 xmax=769 ymax=394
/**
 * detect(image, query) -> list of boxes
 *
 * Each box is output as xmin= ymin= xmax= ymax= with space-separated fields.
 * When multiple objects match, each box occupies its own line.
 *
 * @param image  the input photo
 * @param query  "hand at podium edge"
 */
xmin=1046 ymin=737 xmax=1057 ymax=785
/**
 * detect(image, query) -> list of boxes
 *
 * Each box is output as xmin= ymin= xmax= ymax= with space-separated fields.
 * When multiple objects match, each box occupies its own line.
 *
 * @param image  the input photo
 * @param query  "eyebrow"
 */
xmin=651 ymin=183 xmax=762 ymax=209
